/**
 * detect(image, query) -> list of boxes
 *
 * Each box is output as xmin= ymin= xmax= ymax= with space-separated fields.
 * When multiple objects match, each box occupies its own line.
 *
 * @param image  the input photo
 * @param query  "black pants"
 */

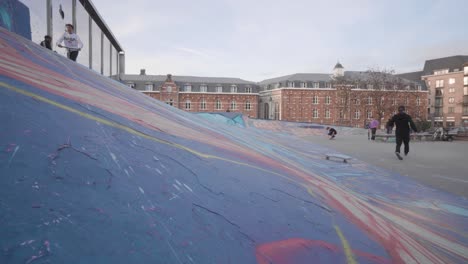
xmin=371 ymin=128 xmax=377 ymax=140
xmin=396 ymin=134 xmax=410 ymax=154
xmin=67 ymin=50 xmax=79 ymax=61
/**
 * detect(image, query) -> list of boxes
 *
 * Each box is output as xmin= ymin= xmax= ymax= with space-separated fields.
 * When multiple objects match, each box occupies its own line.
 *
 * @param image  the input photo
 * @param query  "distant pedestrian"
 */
xmin=326 ymin=127 xmax=337 ymax=140
xmin=369 ymin=118 xmax=379 ymax=140
xmin=386 ymin=119 xmax=393 ymax=134
xmin=387 ymin=106 xmax=418 ymax=160
xmin=40 ymin=35 xmax=52 ymax=50
xmin=56 ymin=24 xmax=83 ymax=61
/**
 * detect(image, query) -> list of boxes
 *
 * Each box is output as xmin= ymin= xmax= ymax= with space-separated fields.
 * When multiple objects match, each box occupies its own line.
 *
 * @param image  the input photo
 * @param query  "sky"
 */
xmin=93 ymin=0 xmax=468 ymax=81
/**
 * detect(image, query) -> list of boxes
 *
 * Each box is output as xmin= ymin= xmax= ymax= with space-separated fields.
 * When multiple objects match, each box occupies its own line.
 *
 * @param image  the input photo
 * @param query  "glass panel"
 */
xmin=112 ymin=47 xmax=118 ymax=75
xmin=75 ymin=2 xmax=90 ymax=68
xmin=52 ymin=0 xmax=72 ymax=58
xmin=5 ymin=0 xmax=47 ymax=43
xmin=103 ymin=36 xmax=110 ymax=76
xmin=91 ymin=20 xmax=101 ymax=73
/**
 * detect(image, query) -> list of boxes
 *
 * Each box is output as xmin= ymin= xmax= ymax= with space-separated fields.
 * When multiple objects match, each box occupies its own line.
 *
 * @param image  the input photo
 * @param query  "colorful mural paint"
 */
xmin=0 ymin=28 xmax=467 ymax=263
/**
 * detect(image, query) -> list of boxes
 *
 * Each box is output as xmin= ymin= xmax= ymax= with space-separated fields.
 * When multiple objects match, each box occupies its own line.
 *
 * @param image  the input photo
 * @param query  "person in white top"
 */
xmin=56 ymin=24 xmax=83 ymax=62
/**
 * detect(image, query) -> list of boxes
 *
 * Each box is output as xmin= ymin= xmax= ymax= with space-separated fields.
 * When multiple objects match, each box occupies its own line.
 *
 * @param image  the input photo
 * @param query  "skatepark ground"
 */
xmin=304 ymin=133 xmax=468 ymax=197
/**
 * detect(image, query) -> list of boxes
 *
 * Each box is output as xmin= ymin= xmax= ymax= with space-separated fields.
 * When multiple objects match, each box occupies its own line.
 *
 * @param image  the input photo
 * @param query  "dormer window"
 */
xmin=313 ymin=82 xmax=319 ymax=88
xmin=434 ymin=69 xmax=449 ymax=75
xmin=300 ymin=82 xmax=307 ymax=88
xmin=216 ymin=86 xmax=223 ymax=93
xmin=184 ymin=85 xmax=192 ymax=92
xmin=145 ymin=83 xmax=153 ymax=91
xmin=245 ymin=86 xmax=252 ymax=93
xmin=199 ymin=85 xmax=207 ymax=93
xmin=288 ymin=81 xmax=294 ymax=88
xmin=230 ymin=85 xmax=237 ymax=93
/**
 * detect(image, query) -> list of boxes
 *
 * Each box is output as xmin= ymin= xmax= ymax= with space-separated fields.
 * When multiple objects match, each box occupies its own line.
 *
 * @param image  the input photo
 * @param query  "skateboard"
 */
xmin=326 ymin=153 xmax=352 ymax=163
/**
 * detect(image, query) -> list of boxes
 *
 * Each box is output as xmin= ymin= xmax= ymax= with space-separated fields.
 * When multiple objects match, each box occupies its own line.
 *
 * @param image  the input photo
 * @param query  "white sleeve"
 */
xmin=76 ymin=34 xmax=83 ymax=49
xmin=56 ymin=33 xmax=65 ymax=46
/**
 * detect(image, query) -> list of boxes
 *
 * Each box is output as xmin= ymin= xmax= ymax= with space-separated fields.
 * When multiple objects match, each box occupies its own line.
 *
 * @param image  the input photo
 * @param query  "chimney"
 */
xmin=166 ymin=74 xmax=172 ymax=82
xmin=140 ymin=69 xmax=146 ymax=75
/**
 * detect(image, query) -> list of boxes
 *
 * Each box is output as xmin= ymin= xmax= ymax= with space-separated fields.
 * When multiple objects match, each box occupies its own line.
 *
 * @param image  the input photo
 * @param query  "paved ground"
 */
xmin=304 ymin=133 xmax=468 ymax=197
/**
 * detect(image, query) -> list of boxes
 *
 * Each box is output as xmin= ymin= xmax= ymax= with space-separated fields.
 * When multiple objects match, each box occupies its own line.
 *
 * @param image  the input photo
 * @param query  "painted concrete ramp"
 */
xmin=0 ymin=28 xmax=467 ymax=264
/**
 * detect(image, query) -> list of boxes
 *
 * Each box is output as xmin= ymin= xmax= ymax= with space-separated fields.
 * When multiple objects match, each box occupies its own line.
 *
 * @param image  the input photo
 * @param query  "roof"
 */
xmin=334 ymin=62 xmax=344 ymax=69
xmin=120 ymin=74 xmax=256 ymax=84
xmin=80 ymin=0 xmax=124 ymax=52
xmin=259 ymin=73 xmax=332 ymax=85
xmin=422 ymin=55 xmax=468 ymax=75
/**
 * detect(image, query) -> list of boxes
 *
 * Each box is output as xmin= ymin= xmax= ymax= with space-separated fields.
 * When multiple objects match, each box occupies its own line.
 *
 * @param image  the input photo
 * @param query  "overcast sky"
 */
xmin=93 ymin=0 xmax=468 ymax=81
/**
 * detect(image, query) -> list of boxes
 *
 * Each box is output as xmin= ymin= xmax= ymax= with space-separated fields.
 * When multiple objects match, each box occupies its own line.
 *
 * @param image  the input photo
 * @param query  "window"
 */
xmin=313 ymin=95 xmax=319 ymax=104
xmin=436 ymin=80 xmax=444 ymax=87
xmin=465 ymin=66 xmax=468 ymax=75
xmin=416 ymin=96 xmax=421 ymax=106
xmin=313 ymin=108 xmax=319 ymax=118
xmin=367 ymin=96 xmax=373 ymax=105
xmin=245 ymin=101 xmax=252 ymax=110
xmin=166 ymin=86 xmax=172 ymax=92
xmin=428 ymin=98 xmax=431 ymax=106
xmin=393 ymin=84 xmax=398 ymax=90
xmin=392 ymin=98 xmax=397 ymax=106
xmin=145 ymin=84 xmax=153 ymax=91
xmin=301 ymin=82 xmax=307 ymax=88
xmin=325 ymin=109 xmax=330 ymax=119
xmin=367 ymin=110 xmax=372 ymax=118
xmin=417 ymin=85 xmax=422 ymax=90
xmin=341 ymin=97 xmax=346 ymax=104
xmin=464 ymin=87 xmax=468 ymax=95
xmin=367 ymin=84 xmax=373 ymax=90
xmin=230 ymin=100 xmax=237 ymax=110
xmin=200 ymin=99 xmax=206 ymax=110
xmin=449 ymin=88 xmax=455 ymax=93
xmin=354 ymin=110 xmax=360 ymax=119
xmin=216 ymin=86 xmax=223 ymax=93
xmin=313 ymin=82 xmax=319 ymax=88
xmin=185 ymin=100 xmax=191 ymax=110
xmin=215 ymin=99 xmax=222 ymax=110
xmin=448 ymin=107 xmax=455 ymax=113
xmin=464 ymin=106 xmax=468 ymax=115
xmin=325 ymin=96 xmax=331 ymax=105
xmin=434 ymin=69 xmax=449 ymax=75
xmin=405 ymin=98 xmax=409 ymax=106
xmin=449 ymin=97 xmax=455 ymax=104
xmin=127 ymin=83 xmax=135 ymax=89
xmin=288 ymin=81 xmax=294 ymax=88
xmin=325 ymin=82 xmax=332 ymax=88
xmin=435 ymin=89 xmax=444 ymax=96
xmin=354 ymin=99 xmax=360 ymax=105
xmin=380 ymin=96 xmax=385 ymax=105
xmin=200 ymin=85 xmax=207 ymax=93
xmin=183 ymin=85 xmax=192 ymax=92
xmin=449 ymin=78 xmax=456 ymax=84
xmin=464 ymin=77 xmax=468 ymax=86
xmin=230 ymin=85 xmax=237 ymax=93
xmin=339 ymin=110 xmax=344 ymax=119
xmin=245 ymin=87 xmax=252 ymax=93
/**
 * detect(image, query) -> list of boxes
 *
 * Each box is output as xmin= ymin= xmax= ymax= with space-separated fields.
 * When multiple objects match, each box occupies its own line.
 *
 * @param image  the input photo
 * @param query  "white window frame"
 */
xmin=449 ymin=78 xmax=456 ymax=84
xmin=230 ymin=100 xmax=237 ymax=110
xmin=449 ymin=87 xmax=455 ymax=93
xmin=230 ymin=85 xmax=237 ymax=93
xmin=436 ymin=80 xmax=444 ymax=88
xmin=216 ymin=86 xmax=223 ymax=93
xmin=200 ymin=85 xmax=207 ymax=93
xmin=325 ymin=109 xmax=330 ymax=119
xmin=145 ymin=83 xmax=153 ymax=91
xmin=448 ymin=97 xmax=455 ymax=104
xmin=416 ymin=96 xmax=421 ymax=106
xmin=184 ymin=85 xmax=192 ymax=92
xmin=301 ymin=82 xmax=307 ymax=88
xmin=312 ymin=108 xmax=319 ymax=118
xmin=464 ymin=77 xmax=468 ymax=86
xmin=313 ymin=95 xmax=319 ymax=104
xmin=464 ymin=87 xmax=468 ymax=96
xmin=367 ymin=84 xmax=374 ymax=90
xmin=354 ymin=110 xmax=360 ymax=119
xmin=313 ymin=82 xmax=319 ymax=88
xmin=464 ymin=66 xmax=468 ymax=75
xmin=367 ymin=110 xmax=372 ymax=119
xmin=288 ymin=81 xmax=294 ymax=88
xmin=367 ymin=96 xmax=373 ymax=105
xmin=325 ymin=96 xmax=331 ymax=105
xmin=245 ymin=100 xmax=251 ymax=110
xmin=245 ymin=87 xmax=252 ymax=93
xmin=200 ymin=99 xmax=207 ymax=110
xmin=185 ymin=100 xmax=191 ymax=110
xmin=215 ymin=100 xmax=222 ymax=110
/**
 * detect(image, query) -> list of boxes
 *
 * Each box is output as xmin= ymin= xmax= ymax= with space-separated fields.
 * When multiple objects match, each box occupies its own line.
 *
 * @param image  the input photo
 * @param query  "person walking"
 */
xmin=369 ymin=118 xmax=379 ymax=140
xmin=56 ymin=24 xmax=83 ymax=61
xmin=40 ymin=35 xmax=52 ymax=50
xmin=386 ymin=106 xmax=418 ymax=160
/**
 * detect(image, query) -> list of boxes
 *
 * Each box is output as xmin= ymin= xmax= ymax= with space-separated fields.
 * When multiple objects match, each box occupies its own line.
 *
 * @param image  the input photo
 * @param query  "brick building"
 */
xmin=259 ymin=63 xmax=428 ymax=128
xmin=119 ymin=70 xmax=260 ymax=118
xmin=117 ymin=63 xmax=429 ymax=129
xmin=398 ymin=55 xmax=468 ymax=128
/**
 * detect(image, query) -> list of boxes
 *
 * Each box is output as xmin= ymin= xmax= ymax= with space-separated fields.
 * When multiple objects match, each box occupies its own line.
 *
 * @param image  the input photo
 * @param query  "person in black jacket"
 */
xmin=40 ymin=35 xmax=52 ymax=50
xmin=326 ymin=127 xmax=337 ymax=139
xmin=387 ymin=106 xmax=418 ymax=160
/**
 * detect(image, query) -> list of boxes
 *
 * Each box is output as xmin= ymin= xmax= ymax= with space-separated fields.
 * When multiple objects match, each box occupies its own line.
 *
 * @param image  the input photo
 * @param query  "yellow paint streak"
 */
xmin=334 ymin=225 xmax=358 ymax=264
xmin=0 ymin=81 xmax=300 ymax=181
